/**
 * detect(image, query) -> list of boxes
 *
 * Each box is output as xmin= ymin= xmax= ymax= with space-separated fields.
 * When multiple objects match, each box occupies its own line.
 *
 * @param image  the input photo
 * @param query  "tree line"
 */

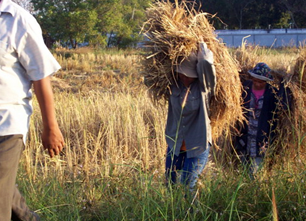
xmin=197 ymin=0 xmax=306 ymax=30
xmin=13 ymin=0 xmax=306 ymax=48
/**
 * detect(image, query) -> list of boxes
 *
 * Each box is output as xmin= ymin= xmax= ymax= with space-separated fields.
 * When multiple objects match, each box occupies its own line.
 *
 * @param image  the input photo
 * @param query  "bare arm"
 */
xmin=33 ymin=76 xmax=64 ymax=157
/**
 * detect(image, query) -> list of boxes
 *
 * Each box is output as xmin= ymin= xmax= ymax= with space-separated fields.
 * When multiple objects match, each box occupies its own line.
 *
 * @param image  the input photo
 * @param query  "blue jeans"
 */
xmin=165 ymin=145 xmax=210 ymax=191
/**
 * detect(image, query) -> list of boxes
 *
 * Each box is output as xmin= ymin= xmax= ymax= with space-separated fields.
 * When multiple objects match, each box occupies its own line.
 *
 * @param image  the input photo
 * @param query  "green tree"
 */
xmin=220 ymin=0 xmax=256 ymax=29
xmin=31 ymin=0 xmax=98 ymax=48
xmin=276 ymin=11 xmax=291 ymax=28
xmin=279 ymin=0 xmax=306 ymax=28
xmin=91 ymin=0 xmax=152 ymax=48
xmin=28 ymin=0 xmax=305 ymax=49
xmin=199 ymin=0 xmax=306 ymax=29
xmin=67 ymin=10 xmax=98 ymax=48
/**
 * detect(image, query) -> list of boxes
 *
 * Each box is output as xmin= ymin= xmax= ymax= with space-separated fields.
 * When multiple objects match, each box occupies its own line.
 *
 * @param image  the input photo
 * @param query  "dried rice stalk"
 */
xmin=234 ymin=40 xmax=259 ymax=82
xmin=234 ymin=42 xmax=292 ymax=85
xmin=292 ymin=48 xmax=306 ymax=93
xmin=141 ymin=0 xmax=244 ymax=144
xmin=276 ymin=47 xmax=306 ymax=154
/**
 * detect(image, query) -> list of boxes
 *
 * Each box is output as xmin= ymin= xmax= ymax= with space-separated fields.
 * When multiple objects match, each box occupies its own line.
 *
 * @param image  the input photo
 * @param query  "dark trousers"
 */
xmin=0 ymin=135 xmax=39 ymax=221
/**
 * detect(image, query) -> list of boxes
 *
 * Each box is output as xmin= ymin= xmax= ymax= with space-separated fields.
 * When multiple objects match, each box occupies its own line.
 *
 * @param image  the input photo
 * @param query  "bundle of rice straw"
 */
xmin=274 ymin=47 xmax=306 ymax=158
xmin=234 ymin=42 xmax=259 ymax=82
xmin=141 ymin=0 xmax=244 ymax=145
xmin=292 ymin=48 xmax=306 ymax=93
xmin=234 ymin=42 xmax=290 ymax=86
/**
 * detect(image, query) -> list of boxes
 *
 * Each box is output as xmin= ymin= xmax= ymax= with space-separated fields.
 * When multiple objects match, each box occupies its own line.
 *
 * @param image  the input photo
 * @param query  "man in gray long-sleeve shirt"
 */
xmin=165 ymin=41 xmax=216 ymax=191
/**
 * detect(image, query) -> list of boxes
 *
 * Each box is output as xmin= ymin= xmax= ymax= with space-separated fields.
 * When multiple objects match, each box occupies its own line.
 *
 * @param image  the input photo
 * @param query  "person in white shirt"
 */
xmin=0 ymin=0 xmax=64 ymax=220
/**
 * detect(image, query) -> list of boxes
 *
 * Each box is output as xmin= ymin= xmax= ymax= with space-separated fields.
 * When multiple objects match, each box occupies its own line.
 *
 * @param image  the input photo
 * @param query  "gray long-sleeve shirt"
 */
xmin=165 ymin=42 xmax=216 ymax=158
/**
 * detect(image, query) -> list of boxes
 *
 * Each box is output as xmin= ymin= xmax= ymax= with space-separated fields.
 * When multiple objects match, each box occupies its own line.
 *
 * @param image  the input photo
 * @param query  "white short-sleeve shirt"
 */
xmin=0 ymin=0 xmax=61 ymax=142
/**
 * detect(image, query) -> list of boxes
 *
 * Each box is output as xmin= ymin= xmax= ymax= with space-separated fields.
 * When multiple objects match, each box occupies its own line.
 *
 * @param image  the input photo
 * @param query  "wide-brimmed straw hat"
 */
xmin=175 ymin=52 xmax=198 ymax=78
xmin=248 ymin=62 xmax=273 ymax=81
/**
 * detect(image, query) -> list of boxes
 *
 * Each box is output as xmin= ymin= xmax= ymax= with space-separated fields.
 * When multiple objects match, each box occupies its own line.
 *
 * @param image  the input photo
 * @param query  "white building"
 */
xmin=216 ymin=29 xmax=306 ymax=47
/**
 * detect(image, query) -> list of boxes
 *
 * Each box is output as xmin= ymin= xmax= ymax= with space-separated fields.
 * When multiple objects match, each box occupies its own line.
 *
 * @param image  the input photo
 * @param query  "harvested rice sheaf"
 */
xmin=234 ymin=42 xmax=259 ymax=82
xmin=276 ymin=47 xmax=306 ymax=155
xmin=141 ymin=0 xmax=244 ymax=145
xmin=292 ymin=49 xmax=306 ymax=93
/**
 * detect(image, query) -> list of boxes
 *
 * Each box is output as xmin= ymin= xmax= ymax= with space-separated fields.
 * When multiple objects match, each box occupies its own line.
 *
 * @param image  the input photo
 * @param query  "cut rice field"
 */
xmin=17 ymin=46 xmax=306 ymax=221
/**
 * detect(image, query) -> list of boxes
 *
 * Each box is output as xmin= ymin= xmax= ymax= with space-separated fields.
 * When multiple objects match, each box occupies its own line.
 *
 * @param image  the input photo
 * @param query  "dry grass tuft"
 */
xmin=141 ymin=0 xmax=244 ymax=145
xmin=234 ymin=40 xmax=259 ymax=81
xmin=234 ymin=42 xmax=297 ymax=82
xmin=52 ymin=50 xmax=143 ymax=94
xmin=292 ymin=47 xmax=306 ymax=93
xmin=275 ymin=46 xmax=306 ymax=157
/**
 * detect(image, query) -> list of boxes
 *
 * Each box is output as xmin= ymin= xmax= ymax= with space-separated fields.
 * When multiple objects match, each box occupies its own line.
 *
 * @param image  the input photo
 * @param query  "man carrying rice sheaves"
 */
xmin=164 ymin=37 xmax=216 ymax=192
xmin=142 ymin=0 xmax=243 ymax=198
